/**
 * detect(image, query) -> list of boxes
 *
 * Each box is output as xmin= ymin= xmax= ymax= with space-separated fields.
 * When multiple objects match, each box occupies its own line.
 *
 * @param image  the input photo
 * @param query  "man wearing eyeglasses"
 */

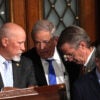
xmin=57 ymin=25 xmax=96 ymax=99
xmin=58 ymin=25 xmax=96 ymax=77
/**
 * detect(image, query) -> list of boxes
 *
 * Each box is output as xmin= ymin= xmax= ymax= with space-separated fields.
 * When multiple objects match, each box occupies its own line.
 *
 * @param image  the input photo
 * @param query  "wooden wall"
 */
xmin=79 ymin=0 xmax=96 ymax=42
xmin=9 ymin=0 xmax=98 ymax=50
xmin=9 ymin=0 xmax=43 ymax=50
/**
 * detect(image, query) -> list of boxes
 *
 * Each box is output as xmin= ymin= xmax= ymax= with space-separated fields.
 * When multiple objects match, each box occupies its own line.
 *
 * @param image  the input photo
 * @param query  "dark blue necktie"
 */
xmin=46 ymin=59 xmax=57 ymax=85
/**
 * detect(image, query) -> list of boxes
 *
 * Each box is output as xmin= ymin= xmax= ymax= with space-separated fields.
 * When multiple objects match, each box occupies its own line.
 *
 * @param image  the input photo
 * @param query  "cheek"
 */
xmin=9 ymin=43 xmax=20 ymax=52
xmin=74 ymin=50 xmax=83 ymax=60
xmin=12 ymin=43 xmax=20 ymax=49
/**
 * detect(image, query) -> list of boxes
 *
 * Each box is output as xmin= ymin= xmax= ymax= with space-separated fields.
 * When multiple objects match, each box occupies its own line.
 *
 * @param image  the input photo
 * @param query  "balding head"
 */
xmin=0 ymin=22 xmax=25 ymax=39
xmin=0 ymin=22 xmax=26 ymax=60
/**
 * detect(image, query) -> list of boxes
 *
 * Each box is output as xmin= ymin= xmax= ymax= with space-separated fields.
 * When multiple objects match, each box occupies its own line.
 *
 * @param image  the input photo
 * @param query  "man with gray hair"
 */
xmin=23 ymin=20 xmax=70 ymax=100
xmin=57 ymin=25 xmax=96 ymax=99
xmin=58 ymin=25 xmax=96 ymax=74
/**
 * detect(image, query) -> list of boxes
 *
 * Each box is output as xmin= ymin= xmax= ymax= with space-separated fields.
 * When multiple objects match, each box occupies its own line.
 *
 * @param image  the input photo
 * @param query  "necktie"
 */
xmin=80 ymin=65 xmax=85 ymax=75
xmin=3 ymin=61 xmax=13 ymax=87
xmin=46 ymin=59 xmax=57 ymax=85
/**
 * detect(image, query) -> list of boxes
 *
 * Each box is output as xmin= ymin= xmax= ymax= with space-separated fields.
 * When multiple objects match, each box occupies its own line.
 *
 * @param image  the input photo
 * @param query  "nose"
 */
xmin=40 ymin=42 xmax=45 ymax=50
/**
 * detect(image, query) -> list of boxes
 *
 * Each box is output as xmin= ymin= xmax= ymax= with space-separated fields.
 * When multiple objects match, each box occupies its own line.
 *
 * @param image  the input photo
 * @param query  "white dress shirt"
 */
xmin=41 ymin=47 xmax=68 ymax=85
xmin=41 ymin=48 xmax=70 ymax=100
xmin=84 ymin=47 xmax=96 ymax=66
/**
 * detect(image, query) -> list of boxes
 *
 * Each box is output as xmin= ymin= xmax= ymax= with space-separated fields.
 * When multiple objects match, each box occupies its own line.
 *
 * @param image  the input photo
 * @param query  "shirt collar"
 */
xmin=84 ymin=47 xmax=95 ymax=66
xmin=0 ymin=55 xmax=7 ymax=64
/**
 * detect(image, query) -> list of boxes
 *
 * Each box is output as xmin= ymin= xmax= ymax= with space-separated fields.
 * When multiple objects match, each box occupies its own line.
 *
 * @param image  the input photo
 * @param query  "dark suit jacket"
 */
xmin=72 ymin=68 xmax=100 ymax=100
xmin=23 ymin=47 xmax=80 ymax=87
xmin=0 ymin=56 xmax=37 ymax=90
xmin=85 ymin=48 xmax=96 ymax=73
xmin=23 ymin=47 xmax=82 ymax=100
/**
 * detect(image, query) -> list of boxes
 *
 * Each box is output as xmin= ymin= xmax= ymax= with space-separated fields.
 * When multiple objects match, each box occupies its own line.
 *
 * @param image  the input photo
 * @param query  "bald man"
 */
xmin=0 ymin=23 xmax=37 ymax=90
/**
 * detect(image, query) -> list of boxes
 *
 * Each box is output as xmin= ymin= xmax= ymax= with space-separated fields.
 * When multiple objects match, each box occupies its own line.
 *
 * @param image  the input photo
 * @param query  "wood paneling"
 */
xmin=9 ymin=0 xmax=43 ymax=50
xmin=25 ymin=0 xmax=43 ymax=49
xmin=79 ymin=0 xmax=96 ymax=42
xmin=9 ymin=0 xmax=26 ymax=29
xmin=9 ymin=0 xmax=97 ymax=49
xmin=95 ymin=0 xmax=100 ymax=41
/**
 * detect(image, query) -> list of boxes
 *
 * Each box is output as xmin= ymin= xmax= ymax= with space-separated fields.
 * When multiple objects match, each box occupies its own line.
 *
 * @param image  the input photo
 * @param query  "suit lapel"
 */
xmin=36 ymin=57 xmax=48 ymax=85
xmin=89 ymin=69 xmax=100 ymax=98
xmin=12 ymin=61 xmax=21 ymax=87
xmin=0 ymin=73 xmax=4 ymax=90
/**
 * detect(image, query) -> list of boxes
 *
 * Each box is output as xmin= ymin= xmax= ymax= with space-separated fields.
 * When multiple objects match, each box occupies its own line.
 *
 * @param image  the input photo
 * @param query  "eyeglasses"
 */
xmin=63 ymin=52 xmax=75 ymax=62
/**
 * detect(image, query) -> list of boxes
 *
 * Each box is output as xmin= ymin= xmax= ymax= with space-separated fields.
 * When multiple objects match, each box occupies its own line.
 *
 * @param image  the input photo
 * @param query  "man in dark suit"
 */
xmin=23 ymin=20 xmax=70 ymax=100
xmin=57 ymin=25 xmax=96 ymax=75
xmin=57 ymin=25 xmax=96 ymax=99
xmin=72 ymin=42 xmax=100 ymax=100
xmin=0 ymin=23 xmax=37 ymax=90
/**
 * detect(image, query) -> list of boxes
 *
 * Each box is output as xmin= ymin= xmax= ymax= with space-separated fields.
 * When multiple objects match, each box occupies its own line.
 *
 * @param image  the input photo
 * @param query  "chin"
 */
xmin=42 ymin=55 xmax=53 ymax=59
xmin=12 ymin=54 xmax=21 ymax=62
xmin=77 ymin=62 xmax=82 ymax=65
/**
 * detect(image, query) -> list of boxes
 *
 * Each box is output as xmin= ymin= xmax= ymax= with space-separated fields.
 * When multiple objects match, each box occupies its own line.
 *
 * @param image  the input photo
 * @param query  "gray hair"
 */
xmin=58 ymin=25 xmax=91 ymax=49
xmin=0 ymin=25 xmax=8 ymax=39
xmin=0 ymin=24 xmax=9 ymax=46
xmin=31 ymin=20 xmax=56 ymax=40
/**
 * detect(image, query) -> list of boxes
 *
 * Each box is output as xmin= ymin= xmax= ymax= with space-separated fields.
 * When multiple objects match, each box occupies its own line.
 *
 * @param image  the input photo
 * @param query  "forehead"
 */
xmin=61 ymin=43 xmax=75 ymax=53
xmin=7 ymin=31 xmax=26 ymax=42
xmin=6 ymin=26 xmax=25 ymax=37
xmin=34 ymin=30 xmax=51 ymax=40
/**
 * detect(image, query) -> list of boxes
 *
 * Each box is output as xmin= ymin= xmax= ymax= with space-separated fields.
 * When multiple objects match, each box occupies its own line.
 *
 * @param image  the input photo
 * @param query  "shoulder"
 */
xmin=20 ymin=55 xmax=33 ymax=65
xmin=22 ymin=47 xmax=39 ymax=59
xmin=74 ymin=69 xmax=96 ymax=87
xmin=21 ymin=55 xmax=32 ymax=60
xmin=23 ymin=48 xmax=36 ymax=56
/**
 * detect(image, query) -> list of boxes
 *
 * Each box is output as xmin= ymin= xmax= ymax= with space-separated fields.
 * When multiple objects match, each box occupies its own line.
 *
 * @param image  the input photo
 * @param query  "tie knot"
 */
xmin=46 ymin=59 xmax=54 ymax=63
xmin=46 ymin=59 xmax=54 ymax=64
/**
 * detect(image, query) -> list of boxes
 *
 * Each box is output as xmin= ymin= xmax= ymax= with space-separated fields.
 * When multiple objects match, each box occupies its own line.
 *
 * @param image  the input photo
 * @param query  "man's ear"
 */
xmin=79 ymin=41 xmax=87 ymax=48
xmin=1 ymin=37 xmax=8 ymax=47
